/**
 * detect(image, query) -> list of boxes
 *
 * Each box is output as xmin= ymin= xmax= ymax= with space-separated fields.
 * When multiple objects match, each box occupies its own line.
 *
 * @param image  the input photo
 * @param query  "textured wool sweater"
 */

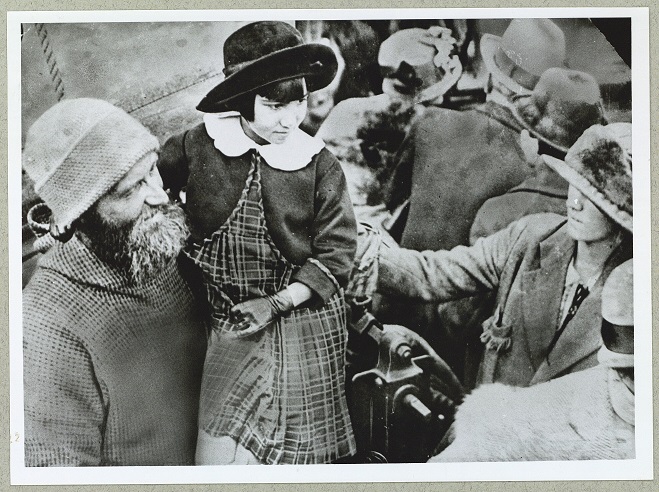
xmin=23 ymin=237 xmax=207 ymax=466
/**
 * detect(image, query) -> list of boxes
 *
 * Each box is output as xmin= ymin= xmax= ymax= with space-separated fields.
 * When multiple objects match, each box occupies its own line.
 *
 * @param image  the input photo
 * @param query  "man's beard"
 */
xmin=76 ymin=203 xmax=189 ymax=284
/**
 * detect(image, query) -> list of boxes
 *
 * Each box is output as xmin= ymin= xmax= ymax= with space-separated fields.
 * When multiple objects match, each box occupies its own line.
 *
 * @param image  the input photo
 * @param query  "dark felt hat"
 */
xmin=510 ymin=67 xmax=606 ymax=153
xmin=197 ymin=21 xmax=338 ymax=113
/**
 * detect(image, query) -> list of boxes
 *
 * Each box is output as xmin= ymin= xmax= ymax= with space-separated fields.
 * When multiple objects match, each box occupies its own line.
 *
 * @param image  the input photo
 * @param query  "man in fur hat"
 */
xmin=22 ymin=98 xmax=207 ymax=466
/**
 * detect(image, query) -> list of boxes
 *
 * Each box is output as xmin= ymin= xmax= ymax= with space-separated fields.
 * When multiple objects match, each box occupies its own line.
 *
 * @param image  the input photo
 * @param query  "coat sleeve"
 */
xmin=378 ymin=217 xmax=530 ymax=302
xmin=157 ymin=130 xmax=191 ymax=198
xmin=24 ymin=320 xmax=107 ymax=466
xmin=292 ymin=149 xmax=358 ymax=302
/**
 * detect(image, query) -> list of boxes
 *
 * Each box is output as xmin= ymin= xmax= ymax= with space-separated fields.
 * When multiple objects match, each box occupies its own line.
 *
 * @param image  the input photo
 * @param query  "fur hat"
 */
xmin=601 ymin=259 xmax=633 ymax=355
xmin=22 ymin=98 xmax=159 ymax=238
xmin=378 ymin=26 xmax=459 ymax=99
xmin=510 ymin=68 xmax=606 ymax=153
xmin=197 ymin=21 xmax=338 ymax=113
xmin=544 ymin=123 xmax=632 ymax=232
xmin=480 ymin=18 xmax=566 ymax=95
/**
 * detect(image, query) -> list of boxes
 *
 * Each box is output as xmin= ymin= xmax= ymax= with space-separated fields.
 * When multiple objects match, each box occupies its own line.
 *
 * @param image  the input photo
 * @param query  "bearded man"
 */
xmin=22 ymin=98 xmax=207 ymax=466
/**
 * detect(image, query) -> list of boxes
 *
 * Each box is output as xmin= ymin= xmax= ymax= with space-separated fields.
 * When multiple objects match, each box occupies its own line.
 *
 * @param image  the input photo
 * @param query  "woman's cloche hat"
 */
xmin=197 ymin=21 xmax=339 ymax=113
xmin=510 ymin=67 xmax=606 ymax=154
xmin=544 ymin=122 xmax=632 ymax=233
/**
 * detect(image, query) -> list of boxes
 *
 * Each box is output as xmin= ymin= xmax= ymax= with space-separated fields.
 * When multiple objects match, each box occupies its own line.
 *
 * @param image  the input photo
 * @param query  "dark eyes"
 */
xmin=268 ymin=96 xmax=308 ymax=110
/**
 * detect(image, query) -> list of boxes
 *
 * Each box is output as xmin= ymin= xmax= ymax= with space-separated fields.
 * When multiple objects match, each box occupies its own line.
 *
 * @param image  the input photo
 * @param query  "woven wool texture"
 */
xmin=23 ymin=237 xmax=206 ymax=466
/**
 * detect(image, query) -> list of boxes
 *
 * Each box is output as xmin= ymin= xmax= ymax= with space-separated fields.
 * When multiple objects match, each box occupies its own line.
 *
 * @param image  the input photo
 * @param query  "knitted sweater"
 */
xmin=23 ymin=237 xmax=207 ymax=466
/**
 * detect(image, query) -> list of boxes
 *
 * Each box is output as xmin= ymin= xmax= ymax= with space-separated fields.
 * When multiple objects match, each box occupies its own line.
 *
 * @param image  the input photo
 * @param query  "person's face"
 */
xmin=566 ymin=184 xmax=617 ymax=243
xmin=94 ymin=151 xmax=169 ymax=225
xmin=246 ymin=83 xmax=309 ymax=145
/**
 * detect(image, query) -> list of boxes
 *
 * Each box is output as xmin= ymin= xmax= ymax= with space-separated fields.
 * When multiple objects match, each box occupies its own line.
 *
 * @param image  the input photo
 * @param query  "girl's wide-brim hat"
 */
xmin=197 ymin=21 xmax=338 ymax=113
xmin=544 ymin=122 xmax=632 ymax=232
xmin=480 ymin=18 xmax=566 ymax=96
xmin=510 ymin=67 xmax=606 ymax=153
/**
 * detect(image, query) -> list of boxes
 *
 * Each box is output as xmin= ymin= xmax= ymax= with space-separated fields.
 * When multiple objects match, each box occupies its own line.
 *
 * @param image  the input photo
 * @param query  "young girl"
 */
xmin=158 ymin=21 xmax=358 ymax=465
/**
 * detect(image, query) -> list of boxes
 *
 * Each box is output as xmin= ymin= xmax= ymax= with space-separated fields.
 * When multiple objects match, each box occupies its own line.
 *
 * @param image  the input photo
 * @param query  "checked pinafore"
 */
xmin=187 ymin=151 xmax=356 ymax=464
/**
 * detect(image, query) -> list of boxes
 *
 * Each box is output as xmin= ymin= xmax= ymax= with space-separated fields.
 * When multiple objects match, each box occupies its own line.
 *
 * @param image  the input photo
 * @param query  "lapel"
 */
xmin=531 ymin=242 xmax=632 ymax=384
xmin=520 ymin=227 xmax=574 ymax=370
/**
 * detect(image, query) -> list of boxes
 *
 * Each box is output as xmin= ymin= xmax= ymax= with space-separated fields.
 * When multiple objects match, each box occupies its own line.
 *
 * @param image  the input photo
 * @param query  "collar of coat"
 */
xmin=507 ymin=165 xmax=568 ymax=200
xmin=203 ymin=112 xmax=324 ymax=171
xmin=39 ymin=235 xmax=172 ymax=295
xmin=473 ymin=100 xmax=524 ymax=134
xmin=521 ymin=221 xmax=632 ymax=384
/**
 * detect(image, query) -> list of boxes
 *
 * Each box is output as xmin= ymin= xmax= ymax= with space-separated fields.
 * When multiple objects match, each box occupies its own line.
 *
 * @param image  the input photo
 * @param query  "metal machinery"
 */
xmin=345 ymin=297 xmax=464 ymax=463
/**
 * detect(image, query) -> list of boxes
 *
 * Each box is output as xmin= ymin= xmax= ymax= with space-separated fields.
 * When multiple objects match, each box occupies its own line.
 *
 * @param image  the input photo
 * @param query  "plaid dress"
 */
xmin=187 ymin=152 xmax=356 ymax=464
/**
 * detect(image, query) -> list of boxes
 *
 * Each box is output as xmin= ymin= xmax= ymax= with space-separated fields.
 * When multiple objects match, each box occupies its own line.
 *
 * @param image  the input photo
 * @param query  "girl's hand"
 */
xmin=229 ymin=290 xmax=295 ymax=332
xmin=230 ymin=297 xmax=276 ymax=331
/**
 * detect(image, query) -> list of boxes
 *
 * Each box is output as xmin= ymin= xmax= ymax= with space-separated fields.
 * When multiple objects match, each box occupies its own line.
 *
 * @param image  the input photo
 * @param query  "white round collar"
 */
xmin=204 ymin=112 xmax=324 ymax=171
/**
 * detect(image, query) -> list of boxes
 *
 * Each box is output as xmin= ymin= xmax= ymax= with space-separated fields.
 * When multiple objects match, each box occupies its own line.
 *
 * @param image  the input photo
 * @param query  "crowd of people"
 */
xmin=21 ymin=18 xmax=634 ymax=466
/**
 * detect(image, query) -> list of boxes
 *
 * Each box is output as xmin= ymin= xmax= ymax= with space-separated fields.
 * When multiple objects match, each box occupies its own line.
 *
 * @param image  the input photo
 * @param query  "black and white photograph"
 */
xmin=8 ymin=7 xmax=652 ymax=485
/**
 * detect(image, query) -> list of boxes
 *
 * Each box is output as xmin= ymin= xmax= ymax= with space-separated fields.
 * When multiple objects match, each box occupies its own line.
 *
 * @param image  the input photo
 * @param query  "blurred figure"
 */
xmin=301 ymin=20 xmax=381 ymax=135
xmin=386 ymin=18 xmax=568 ymax=250
xmin=432 ymin=258 xmax=634 ymax=462
xmin=316 ymin=26 xmax=461 ymax=207
xmin=469 ymin=68 xmax=606 ymax=243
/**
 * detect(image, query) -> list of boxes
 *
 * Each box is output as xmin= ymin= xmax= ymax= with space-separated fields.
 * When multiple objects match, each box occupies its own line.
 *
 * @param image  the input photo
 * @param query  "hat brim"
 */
xmin=480 ymin=33 xmax=532 ymax=96
xmin=509 ymin=96 xmax=570 ymax=154
xmin=542 ymin=154 xmax=633 ymax=233
xmin=197 ymin=43 xmax=338 ymax=113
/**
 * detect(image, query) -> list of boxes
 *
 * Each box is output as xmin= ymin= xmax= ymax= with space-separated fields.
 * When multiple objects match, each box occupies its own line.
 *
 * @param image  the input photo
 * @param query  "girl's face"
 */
xmin=566 ymin=184 xmax=617 ymax=243
xmin=246 ymin=81 xmax=309 ymax=145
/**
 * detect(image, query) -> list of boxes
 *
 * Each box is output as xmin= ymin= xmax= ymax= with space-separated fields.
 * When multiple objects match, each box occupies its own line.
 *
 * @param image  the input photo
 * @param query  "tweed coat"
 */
xmin=386 ymin=101 xmax=532 ymax=252
xmin=378 ymin=213 xmax=631 ymax=387
xmin=469 ymin=164 xmax=569 ymax=244
xmin=23 ymin=237 xmax=207 ymax=466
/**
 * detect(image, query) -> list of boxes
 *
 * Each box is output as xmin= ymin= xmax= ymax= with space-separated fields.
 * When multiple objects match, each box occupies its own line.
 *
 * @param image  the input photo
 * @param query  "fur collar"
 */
xmin=204 ymin=112 xmax=324 ymax=171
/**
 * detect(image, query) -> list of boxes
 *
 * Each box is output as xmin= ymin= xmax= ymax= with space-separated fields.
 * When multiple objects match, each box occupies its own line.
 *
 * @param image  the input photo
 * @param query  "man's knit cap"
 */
xmin=22 ymin=98 xmax=159 ymax=236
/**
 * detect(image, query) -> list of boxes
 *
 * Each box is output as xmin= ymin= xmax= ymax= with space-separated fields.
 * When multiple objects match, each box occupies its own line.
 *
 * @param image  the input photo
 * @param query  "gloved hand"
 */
xmin=230 ymin=290 xmax=294 ymax=334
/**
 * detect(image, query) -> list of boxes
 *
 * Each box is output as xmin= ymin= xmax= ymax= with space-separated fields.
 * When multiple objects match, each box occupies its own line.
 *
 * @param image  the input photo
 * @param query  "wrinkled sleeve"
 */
xmin=157 ymin=130 xmax=190 ymax=198
xmin=24 ymin=320 xmax=106 ymax=466
xmin=378 ymin=218 xmax=528 ymax=302
xmin=292 ymin=149 xmax=358 ymax=302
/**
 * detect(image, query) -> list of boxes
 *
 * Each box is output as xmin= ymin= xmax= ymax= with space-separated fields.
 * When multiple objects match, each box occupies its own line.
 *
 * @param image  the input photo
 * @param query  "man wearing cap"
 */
xmin=431 ymin=259 xmax=634 ymax=462
xmin=22 ymin=98 xmax=207 ymax=466
xmin=469 ymin=67 xmax=607 ymax=243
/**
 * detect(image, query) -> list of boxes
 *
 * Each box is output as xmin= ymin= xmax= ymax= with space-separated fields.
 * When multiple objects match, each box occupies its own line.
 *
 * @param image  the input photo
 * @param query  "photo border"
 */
xmin=5 ymin=4 xmax=654 ymax=488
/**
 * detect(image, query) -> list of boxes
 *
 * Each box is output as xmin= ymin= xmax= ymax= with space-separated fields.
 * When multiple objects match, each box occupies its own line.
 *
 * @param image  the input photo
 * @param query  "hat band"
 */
xmin=601 ymin=319 xmax=634 ymax=354
xmin=224 ymin=59 xmax=253 ymax=77
xmin=493 ymin=46 xmax=540 ymax=91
